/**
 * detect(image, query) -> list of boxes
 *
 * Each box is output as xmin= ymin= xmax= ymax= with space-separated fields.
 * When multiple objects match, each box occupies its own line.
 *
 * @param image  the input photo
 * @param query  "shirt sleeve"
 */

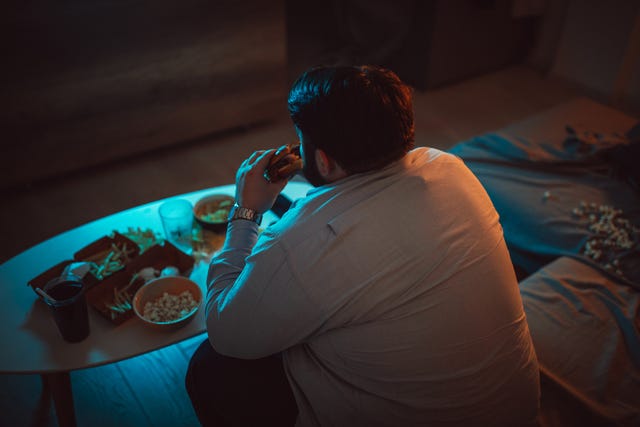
xmin=205 ymin=219 xmax=259 ymax=316
xmin=205 ymin=219 xmax=323 ymax=359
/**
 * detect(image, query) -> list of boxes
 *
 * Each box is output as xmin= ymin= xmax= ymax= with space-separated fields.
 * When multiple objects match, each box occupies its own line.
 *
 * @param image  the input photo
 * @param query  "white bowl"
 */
xmin=133 ymin=276 xmax=202 ymax=330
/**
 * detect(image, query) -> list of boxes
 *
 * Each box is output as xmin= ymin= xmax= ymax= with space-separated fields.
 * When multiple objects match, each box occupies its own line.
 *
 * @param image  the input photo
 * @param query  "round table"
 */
xmin=0 ymin=181 xmax=311 ymax=426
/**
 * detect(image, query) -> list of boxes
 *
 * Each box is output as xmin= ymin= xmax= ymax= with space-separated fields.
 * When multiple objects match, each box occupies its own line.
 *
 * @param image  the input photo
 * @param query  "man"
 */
xmin=186 ymin=65 xmax=540 ymax=426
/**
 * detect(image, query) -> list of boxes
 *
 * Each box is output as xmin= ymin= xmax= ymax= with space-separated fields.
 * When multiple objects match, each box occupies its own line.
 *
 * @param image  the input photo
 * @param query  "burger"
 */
xmin=263 ymin=144 xmax=303 ymax=183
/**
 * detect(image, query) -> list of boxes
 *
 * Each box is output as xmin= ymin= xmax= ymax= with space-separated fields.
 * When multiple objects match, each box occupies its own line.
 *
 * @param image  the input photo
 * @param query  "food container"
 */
xmin=74 ymin=233 xmax=140 ymax=282
xmin=85 ymin=241 xmax=195 ymax=325
xmin=193 ymin=194 xmax=234 ymax=233
xmin=28 ymin=232 xmax=139 ymax=291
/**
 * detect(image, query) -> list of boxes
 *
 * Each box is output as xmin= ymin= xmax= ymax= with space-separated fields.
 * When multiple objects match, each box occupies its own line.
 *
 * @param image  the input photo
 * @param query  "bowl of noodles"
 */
xmin=193 ymin=194 xmax=234 ymax=233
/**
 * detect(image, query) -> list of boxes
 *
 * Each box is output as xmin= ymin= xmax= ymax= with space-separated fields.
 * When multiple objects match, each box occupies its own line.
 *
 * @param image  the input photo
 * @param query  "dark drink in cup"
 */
xmin=47 ymin=281 xmax=82 ymax=300
xmin=43 ymin=276 xmax=90 ymax=343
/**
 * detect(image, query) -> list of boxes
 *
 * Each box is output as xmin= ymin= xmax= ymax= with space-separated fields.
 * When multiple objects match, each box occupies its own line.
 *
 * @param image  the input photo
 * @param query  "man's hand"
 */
xmin=234 ymin=149 xmax=290 ymax=213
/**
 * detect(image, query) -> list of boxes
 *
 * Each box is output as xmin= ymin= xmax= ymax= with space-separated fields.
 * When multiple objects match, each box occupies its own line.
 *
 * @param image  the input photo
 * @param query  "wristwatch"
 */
xmin=228 ymin=204 xmax=263 ymax=225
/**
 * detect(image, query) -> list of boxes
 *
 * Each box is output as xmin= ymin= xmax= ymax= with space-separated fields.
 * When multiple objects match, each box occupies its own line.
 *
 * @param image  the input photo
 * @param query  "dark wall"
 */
xmin=286 ymin=0 xmax=536 ymax=90
xmin=1 ymin=1 xmax=286 ymax=191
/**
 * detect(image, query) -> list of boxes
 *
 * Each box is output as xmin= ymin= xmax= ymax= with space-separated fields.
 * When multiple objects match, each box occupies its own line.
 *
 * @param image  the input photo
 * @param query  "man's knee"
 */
xmin=184 ymin=338 xmax=297 ymax=426
xmin=185 ymin=339 xmax=213 ymax=399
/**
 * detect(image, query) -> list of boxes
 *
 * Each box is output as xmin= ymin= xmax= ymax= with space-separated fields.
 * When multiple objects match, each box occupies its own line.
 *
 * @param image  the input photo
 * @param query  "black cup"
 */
xmin=42 ymin=275 xmax=90 ymax=343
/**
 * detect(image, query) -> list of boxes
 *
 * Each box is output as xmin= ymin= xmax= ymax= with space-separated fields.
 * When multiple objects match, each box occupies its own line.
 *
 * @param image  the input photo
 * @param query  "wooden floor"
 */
xmin=0 ymin=65 xmax=581 ymax=426
xmin=0 ymin=334 xmax=206 ymax=427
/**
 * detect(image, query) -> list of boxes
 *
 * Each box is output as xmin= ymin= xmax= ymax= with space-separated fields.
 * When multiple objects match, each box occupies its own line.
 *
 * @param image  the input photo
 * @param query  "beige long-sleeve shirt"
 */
xmin=207 ymin=147 xmax=540 ymax=426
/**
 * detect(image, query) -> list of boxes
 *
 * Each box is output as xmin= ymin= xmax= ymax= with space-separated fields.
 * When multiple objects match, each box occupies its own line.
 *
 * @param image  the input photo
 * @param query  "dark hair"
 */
xmin=287 ymin=65 xmax=414 ymax=174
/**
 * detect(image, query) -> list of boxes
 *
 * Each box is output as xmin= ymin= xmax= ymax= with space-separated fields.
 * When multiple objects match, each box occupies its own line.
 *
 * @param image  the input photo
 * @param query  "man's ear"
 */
xmin=315 ymin=148 xmax=332 ymax=178
xmin=315 ymin=148 xmax=348 ymax=182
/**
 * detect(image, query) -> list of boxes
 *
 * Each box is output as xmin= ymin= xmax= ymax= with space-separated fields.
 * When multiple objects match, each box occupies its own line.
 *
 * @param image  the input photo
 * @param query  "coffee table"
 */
xmin=0 ymin=182 xmax=311 ymax=427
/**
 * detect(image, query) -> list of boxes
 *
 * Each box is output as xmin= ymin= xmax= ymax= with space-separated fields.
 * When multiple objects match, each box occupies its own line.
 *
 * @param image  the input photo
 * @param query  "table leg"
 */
xmin=41 ymin=372 xmax=77 ymax=427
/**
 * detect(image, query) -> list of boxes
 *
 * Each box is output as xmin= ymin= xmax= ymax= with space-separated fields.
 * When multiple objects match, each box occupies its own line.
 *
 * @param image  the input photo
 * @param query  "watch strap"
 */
xmin=228 ymin=204 xmax=263 ymax=225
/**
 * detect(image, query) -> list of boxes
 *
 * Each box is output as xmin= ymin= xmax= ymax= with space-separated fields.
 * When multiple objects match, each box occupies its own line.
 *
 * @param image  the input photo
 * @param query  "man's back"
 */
xmin=259 ymin=147 xmax=540 ymax=426
xmin=191 ymin=65 xmax=538 ymax=427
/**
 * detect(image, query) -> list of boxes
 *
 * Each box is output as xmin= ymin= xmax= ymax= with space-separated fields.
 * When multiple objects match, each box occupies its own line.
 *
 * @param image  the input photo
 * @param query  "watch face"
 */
xmin=239 ymin=207 xmax=253 ymax=220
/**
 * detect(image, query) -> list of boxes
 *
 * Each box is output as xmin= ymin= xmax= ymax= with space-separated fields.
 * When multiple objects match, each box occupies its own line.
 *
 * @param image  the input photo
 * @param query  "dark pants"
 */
xmin=185 ymin=339 xmax=298 ymax=427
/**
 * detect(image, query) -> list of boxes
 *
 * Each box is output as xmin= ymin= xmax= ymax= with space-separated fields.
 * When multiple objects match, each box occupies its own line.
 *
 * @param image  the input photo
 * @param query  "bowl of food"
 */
xmin=132 ymin=276 xmax=202 ymax=330
xmin=193 ymin=194 xmax=235 ymax=233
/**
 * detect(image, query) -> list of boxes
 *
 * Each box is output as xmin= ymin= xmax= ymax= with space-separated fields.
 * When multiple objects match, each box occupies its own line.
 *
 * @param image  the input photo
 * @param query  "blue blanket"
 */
xmin=447 ymin=98 xmax=640 ymax=425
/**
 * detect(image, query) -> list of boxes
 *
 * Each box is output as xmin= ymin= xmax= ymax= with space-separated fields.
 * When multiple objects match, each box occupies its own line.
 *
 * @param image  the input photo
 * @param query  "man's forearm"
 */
xmin=205 ymin=220 xmax=260 ymax=317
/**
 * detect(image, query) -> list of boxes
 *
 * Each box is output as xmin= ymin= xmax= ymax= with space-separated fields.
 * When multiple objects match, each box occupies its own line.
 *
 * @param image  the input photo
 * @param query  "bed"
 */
xmin=448 ymin=98 xmax=640 ymax=426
